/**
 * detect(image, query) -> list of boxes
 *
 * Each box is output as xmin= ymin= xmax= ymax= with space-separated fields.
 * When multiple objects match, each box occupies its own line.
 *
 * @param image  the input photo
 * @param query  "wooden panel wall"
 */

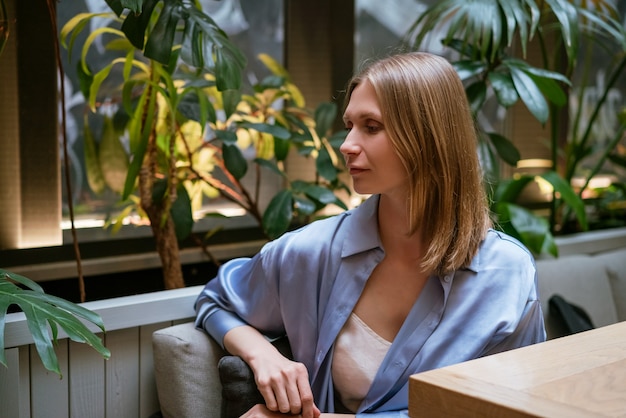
xmin=1 ymin=285 xmax=201 ymax=418
xmin=0 ymin=320 xmax=192 ymax=418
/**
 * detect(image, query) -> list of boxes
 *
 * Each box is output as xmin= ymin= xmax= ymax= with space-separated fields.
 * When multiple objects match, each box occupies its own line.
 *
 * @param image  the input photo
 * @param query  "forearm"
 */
xmin=223 ymin=325 xmax=283 ymax=366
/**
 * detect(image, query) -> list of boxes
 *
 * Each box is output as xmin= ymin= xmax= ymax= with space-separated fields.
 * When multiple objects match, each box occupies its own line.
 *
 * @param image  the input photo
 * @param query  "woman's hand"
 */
xmin=241 ymin=405 xmax=353 ymax=418
xmin=224 ymin=326 xmax=320 ymax=418
xmin=250 ymin=350 xmax=319 ymax=418
xmin=240 ymin=404 xmax=296 ymax=418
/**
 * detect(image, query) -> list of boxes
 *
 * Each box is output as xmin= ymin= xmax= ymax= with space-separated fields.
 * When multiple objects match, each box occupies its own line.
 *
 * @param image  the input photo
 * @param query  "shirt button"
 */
xmin=443 ymin=275 xmax=451 ymax=283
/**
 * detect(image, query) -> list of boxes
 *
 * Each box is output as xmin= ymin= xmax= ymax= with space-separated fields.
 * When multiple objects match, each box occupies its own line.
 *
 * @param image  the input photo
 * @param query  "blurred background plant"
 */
xmin=407 ymin=0 xmax=626 ymax=257
xmin=61 ymin=0 xmax=348 ymax=289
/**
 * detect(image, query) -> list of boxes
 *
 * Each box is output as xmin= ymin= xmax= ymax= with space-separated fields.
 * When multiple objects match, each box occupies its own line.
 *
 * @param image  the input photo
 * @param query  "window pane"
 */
xmin=57 ymin=0 xmax=284 ymax=241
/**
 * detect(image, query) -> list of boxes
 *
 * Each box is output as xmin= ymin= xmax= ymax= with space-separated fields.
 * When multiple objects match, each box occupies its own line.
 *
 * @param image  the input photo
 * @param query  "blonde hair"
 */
xmin=346 ymin=52 xmax=492 ymax=275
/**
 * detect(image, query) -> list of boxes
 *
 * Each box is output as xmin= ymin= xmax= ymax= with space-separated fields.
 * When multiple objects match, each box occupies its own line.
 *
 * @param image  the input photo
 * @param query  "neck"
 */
xmin=377 ymin=194 xmax=424 ymax=262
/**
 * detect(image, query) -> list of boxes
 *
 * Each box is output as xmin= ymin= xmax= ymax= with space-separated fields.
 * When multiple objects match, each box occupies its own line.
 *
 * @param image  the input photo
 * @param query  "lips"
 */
xmin=347 ymin=165 xmax=367 ymax=175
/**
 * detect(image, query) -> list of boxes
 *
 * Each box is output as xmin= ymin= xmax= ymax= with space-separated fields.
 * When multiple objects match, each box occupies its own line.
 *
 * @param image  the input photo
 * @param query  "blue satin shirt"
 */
xmin=195 ymin=195 xmax=547 ymax=417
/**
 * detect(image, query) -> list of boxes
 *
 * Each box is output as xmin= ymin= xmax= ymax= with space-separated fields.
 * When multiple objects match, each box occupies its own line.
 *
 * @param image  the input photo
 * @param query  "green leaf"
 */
xmin=0 ymin=270 xmax=110 ymax=377
xmin=488 ymin=72 xmax=518 ymax=107
xmin=83 ymin=122 xmax=106 ymax=194
xmin=465 ymin=81 xmax=487 ymax=115
xmin=509 ymin=65 xmax=549 ymax=124
xmin=487 ymin=132 xmax=520 ymax=166
xmin=120 ymin=0 xmax=159 ymax=50
xmin=274 ymin=137 xmax=291 ymax=162
xmin=493 ymin=175 xmax=535 ymax=203
xmin=222 ymin=89 xmax=241 ymax=119
xmin=144 ymin=1 xmax=178 ymax=64
xmin=315 ymin=146 xmax=337 ymax=182
xmin=495 ymin=202 xmax=555 ymax=256
xmin=453 ymin=60 xmax=487 ymax=81
xmin=293 ymin=195 xmax=316 ymax=216
xmin=254 ymin=158 xmax=287 ymax=178
xmin=214 ymin=44 xmax=244 ymax=91
xmin=123 ymin=75 xmax=157 ymax=200
xmin=314 ymin=102 xmax=338 ymax=140
xmin=540 ymin=171 xmax=588 ymax=230
xmin=215 ymin=129 xmax=238 ymax=144
xmin=300 ymin=183 xmax=338 ymax=205
xmin=263 ymin=190 xmax=294 ymax=239
xmin=105 ymin=0 xmax=125 ymax=16
xmin=121 ymin=0 xmax=142 ymax=14
xmin=543 ymin=0 xmax=579 ymax=65
xmin=240 ymin=122 xmax=291 ymax=140
xmin=223 ymin=144 xmax=248 ymax=180
xmin=99 ymin=116 xmax=129 ymax=194
xmin=328 ymin=130 xmax=348 ymax=150
xmin=530 ymin=74 xmax=567 ymax=108
xmin=171 ymin=185 xmax=194 ymax=241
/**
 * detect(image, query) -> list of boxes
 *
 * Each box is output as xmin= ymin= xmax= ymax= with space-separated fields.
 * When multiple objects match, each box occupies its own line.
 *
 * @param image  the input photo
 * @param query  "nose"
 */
xmin=339 ymin=129 xmax=359 ymax=157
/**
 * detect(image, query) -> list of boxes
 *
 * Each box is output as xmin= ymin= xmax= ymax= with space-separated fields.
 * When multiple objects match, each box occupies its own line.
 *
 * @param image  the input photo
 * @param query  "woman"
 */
xmin=195 ymin=52 xmax=546 ymax=417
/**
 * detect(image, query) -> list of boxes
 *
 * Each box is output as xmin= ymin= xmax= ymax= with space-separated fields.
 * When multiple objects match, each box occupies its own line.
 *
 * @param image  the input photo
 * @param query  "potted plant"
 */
xmin=60 ymin=0 xmax=348 ymax=289
xmin=407 ymin=0 xmax=626 ymax=256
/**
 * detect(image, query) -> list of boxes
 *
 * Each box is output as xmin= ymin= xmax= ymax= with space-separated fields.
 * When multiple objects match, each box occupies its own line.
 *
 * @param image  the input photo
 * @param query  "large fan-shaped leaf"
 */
xmin=0 ymin=270 xmax=110 ymax=377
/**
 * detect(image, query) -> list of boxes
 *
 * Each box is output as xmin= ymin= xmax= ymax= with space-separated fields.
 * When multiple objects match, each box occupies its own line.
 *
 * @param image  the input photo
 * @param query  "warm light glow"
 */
xmin=516 ymin=159 xmax=553 ymax=169
xmin=571 ymin=174 xmax=618 ymax=190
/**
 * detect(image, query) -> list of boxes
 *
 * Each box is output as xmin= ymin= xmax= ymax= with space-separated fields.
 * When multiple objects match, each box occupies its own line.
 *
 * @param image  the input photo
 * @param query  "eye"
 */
xmin=365 ymin=124 xmax=381 ymax=134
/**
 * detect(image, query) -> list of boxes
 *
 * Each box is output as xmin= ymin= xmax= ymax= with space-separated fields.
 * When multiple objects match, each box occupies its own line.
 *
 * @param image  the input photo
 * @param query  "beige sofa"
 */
xmin=152 ymin=246 xmax=626 ymax=418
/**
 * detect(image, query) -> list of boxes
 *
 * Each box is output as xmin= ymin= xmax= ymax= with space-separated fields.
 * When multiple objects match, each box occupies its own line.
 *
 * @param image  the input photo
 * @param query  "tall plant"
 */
xmin=407 ymin=0 xmax=626 ymax=256
xmin=0 ymin=0 xmax=110 ymax=377
xmin=61 ymin=1 xmax=347 ymax=289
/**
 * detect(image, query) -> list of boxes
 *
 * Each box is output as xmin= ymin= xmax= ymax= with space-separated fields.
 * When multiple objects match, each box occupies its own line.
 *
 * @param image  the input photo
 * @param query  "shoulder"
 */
xmin=477 ymin=229 xmax=535 ymax=268
xmin=260 ymin=210 xmax=353 ymax=258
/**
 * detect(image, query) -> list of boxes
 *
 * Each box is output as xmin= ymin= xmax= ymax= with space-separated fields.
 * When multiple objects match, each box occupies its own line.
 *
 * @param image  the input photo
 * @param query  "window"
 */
xmin=57 ymin=0 xmax=285 ymax=243
xmin=0 ymin=0 xmax=285 ymax=252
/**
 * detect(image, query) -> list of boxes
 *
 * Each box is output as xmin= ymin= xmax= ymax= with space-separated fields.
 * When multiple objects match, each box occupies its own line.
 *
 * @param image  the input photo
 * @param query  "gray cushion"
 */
xmin=535 ymin=254 xmax=618 ymax=339
xmin=152 ymin=322 xmax=225 ymax=418
xmin=594 ymin=247 xmax=626 ymax=322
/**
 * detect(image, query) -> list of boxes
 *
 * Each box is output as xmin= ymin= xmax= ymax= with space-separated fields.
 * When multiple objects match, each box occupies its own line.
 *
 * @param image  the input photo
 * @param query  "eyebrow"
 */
xmin=342 ymin=111 xmax=382 ymax=124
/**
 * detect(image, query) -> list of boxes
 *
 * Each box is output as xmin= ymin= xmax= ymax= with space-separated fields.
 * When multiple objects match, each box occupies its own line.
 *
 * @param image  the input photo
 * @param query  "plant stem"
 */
xmin=47 ymin=0 xmax=86 ymax=302
xmin=566 ymin=55 xmax=626 ymax=181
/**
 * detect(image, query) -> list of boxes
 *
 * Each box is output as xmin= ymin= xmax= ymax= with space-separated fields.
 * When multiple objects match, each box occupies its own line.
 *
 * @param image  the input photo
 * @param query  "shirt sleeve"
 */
xmin=194 ymin=244 xmax=285 ymax=348
xmin=482 ymin=297 xmax=546 ymax=356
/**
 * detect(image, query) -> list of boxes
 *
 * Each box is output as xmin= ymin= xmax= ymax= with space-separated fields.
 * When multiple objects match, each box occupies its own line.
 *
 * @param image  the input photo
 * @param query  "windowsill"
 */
xmin=3 ymin=211 xmax=266 ymax=282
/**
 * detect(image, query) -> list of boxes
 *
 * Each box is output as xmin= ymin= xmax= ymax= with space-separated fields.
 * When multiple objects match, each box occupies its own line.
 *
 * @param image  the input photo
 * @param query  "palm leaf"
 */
xmin=0 ymin=270 xmax=110 ymax=377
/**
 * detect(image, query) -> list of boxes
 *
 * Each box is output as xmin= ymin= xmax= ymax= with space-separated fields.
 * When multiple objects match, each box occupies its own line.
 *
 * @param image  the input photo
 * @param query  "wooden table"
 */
xmin=409 ymin=321 xmax=626 ymax=417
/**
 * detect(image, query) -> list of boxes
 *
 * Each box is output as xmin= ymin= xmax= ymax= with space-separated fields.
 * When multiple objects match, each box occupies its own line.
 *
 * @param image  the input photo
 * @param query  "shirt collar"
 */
xmin=340 ymin=194 xmax=483 ymax=274
xmin=341 ymin=195 xmax=382 ymax=257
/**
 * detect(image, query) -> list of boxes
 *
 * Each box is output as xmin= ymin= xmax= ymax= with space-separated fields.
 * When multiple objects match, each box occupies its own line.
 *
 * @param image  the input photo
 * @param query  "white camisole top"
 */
xmin=331 ymin=312 xmax=392 ymax=412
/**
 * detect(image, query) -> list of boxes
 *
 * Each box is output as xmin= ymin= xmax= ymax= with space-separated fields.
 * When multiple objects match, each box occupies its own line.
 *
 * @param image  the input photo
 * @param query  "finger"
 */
xmin=285 ymin=376 xmax=303 ymax=414
xmin=296 ymin=373 xmax=318 ymax=418
xmin=271 ymin=382 xmax=292 ymax=414
xmin=257 ymin=382 xmax=280 ymax=413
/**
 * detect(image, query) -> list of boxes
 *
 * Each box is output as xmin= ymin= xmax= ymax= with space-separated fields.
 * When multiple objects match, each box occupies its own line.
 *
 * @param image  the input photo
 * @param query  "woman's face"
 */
xmin=340 ymin=80 xmax=408 ymax=197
